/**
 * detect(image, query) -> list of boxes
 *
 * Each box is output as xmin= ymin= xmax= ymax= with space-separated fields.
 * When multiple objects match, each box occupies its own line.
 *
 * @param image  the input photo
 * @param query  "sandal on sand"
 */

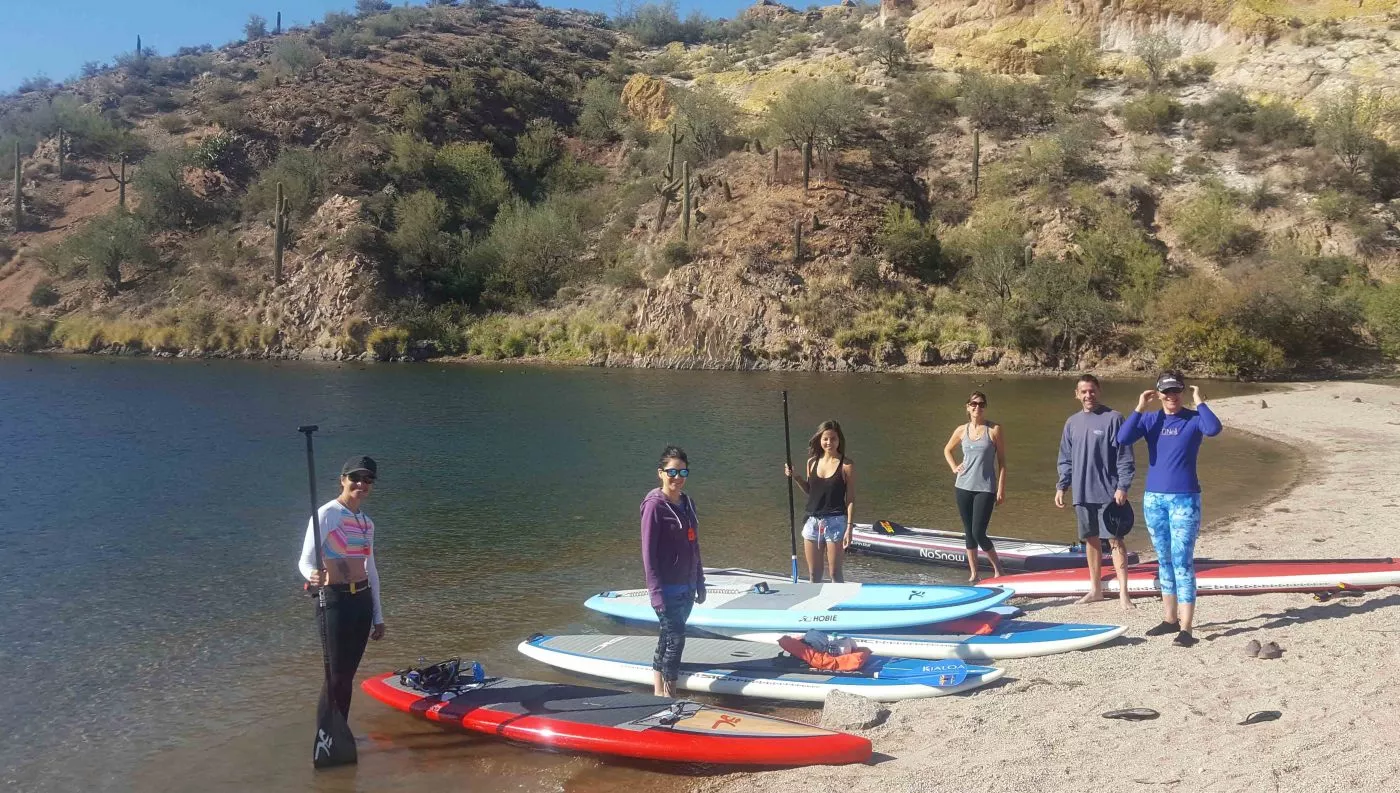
xmin=1244 ymin=639 xmax=1261 ymax=657
xmin=1258 ymin=641 xmax=1283 ymax=660
xmin=1144 ymin=621 xmax=1179 ymax=637
xmin=1102 ymin=708 xmax=1160 ymax=721
xmin=1239 ymin=710 xmax=1282 ymax=725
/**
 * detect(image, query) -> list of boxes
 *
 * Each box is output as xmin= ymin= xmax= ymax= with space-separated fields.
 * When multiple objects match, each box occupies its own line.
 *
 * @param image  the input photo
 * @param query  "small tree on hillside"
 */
xmin=767 ymin=78 xmax=867 ymax=165
xmin=673 ymin=85 xmax=739 ymax=163
xmin=244 ymin=15 xmax=269 ymax=41
xmin=578 ymin=77 xmax=622 ymax=141
xmin=1314 ymin=86 xmax=1390 ymax=179
xmin=1037 ymin=37 xmax=1099 ymax=109
xmin=1135 ymin=33 xmax=1181 ymax=88
xmin=860 ymin=26 xmax=908 ymax=74
xmin=356 ymin=0 xmax=392 ymax=15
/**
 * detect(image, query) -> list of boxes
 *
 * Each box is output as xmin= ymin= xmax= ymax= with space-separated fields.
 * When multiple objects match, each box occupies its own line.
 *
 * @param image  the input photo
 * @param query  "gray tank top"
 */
xmin=954 ymin=422 xmax=997 ymax=493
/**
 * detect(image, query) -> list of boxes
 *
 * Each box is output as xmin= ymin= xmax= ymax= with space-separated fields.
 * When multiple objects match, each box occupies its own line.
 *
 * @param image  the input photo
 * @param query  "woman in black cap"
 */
xmin=1117 ymin=371 xmax=1222 ymax=648
xmin=298 ymin=455 xmax=386 ymax=720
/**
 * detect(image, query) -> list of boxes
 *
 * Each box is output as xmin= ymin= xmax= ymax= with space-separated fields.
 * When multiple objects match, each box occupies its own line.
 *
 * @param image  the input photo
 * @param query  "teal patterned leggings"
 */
xmin=1142 ymin=492 xmax=1202 ymax=604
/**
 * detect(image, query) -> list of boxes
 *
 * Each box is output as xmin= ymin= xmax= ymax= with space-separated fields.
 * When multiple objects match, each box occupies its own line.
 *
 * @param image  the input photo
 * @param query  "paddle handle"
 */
xmin=782 ymin=390 xmax=799 ymax=583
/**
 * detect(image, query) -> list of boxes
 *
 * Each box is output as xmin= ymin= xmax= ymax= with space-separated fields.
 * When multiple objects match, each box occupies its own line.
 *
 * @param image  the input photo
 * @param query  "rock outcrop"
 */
xmin=621 ymin=74 xmax=677 ymax=132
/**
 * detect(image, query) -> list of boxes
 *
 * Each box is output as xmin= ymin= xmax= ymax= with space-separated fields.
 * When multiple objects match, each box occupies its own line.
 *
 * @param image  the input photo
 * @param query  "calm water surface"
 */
xmin=0 ymin=356 xmax=1296 ymax=792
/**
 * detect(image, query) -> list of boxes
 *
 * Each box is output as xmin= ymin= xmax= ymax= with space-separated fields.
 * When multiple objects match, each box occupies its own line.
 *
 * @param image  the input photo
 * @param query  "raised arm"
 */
xmin=1195 ymin=399 xmax=1223 ymax=437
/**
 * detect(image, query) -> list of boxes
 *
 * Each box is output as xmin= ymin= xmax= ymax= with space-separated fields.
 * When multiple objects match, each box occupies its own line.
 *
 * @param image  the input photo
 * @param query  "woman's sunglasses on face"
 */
xmin=348 ymin=472 xmax=376 ymax=484
xmin=663 ymin=468 xmax=690 ymax=479
xmin=968 ymin=401 xmax=987 ymax=408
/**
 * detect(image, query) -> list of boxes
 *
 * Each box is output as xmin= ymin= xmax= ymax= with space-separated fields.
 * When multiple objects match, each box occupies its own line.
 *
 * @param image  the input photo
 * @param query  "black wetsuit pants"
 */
xmin=955 ymin=487 xmax=997 ymax=552
xmin=317 ymin=585 xmax=374 ymax=719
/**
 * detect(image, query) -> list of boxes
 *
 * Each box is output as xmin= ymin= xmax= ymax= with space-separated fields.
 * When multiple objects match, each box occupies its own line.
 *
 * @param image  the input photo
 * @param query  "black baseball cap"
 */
xmin=342 ymin=455 xmax=378 ymax=477
xmin=1103 ymin=501 xmax=1135 ymax=538
xmin=1155 ymin=374 xmax=1185 ymax=392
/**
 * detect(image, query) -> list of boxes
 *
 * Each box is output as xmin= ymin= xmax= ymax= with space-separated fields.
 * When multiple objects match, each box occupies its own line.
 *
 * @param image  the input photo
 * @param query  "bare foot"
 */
xmin=1120 ymin=594 xmax=1136 ymax=610
xmin=1074 ymin=590 xmax=1106 ymax=604
xmin=991 ymin=569 xmax=1005 ymax=580
xmin=968 ymin=575 xmax=981 ymax=584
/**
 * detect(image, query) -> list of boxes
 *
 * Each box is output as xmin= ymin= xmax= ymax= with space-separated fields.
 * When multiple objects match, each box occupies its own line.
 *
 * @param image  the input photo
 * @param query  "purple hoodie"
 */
xmin=640 ymin=488 xmax=705 ymax=609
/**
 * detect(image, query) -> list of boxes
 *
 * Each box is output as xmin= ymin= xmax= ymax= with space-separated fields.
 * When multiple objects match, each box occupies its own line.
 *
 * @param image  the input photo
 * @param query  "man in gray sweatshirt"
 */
xmin=1055 ymin=373 xmax=1136 ymax=608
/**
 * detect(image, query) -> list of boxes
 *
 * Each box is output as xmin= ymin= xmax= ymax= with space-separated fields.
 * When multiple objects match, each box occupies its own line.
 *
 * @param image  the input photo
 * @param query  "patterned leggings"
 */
xmin=1142 ymin=492 xmax=1202 ymax=604
xmin=652 ymin=590 xmax=694 ymax=683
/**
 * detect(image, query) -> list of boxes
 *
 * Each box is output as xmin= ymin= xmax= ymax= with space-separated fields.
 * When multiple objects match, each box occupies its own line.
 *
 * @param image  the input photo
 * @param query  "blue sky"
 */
xmin=1 ymin=1 xmax=766 ymax=93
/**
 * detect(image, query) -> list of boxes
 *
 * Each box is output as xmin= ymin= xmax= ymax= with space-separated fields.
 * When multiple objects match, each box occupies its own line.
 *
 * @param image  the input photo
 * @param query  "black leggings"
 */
xmin=955 ymin=487 xmax=997 ymax=552
xmin=317 ymin=585 xmax=374 ymax=719
xmin=652 ymin=591 xmax=695 ymax=684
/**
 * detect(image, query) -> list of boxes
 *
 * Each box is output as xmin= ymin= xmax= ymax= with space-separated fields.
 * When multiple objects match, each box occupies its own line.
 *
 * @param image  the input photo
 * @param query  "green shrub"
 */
xmin=877 ymin=204 xmax=947 ymax=283
xmin=1140 ymin=152 xmax=1175 ymax=183
xmin=660 ymin=241 xmax=691 ymax=267
xmin=135 ymin=148 xmax=220 ymax=229
xmin=1157 ymin=317 xmax=1286 ymax=377
xmin=956 ymin=71 xmax=1048 ymax=135
xmin=1120 ymin=93 xmax=1181 ymax=133
xmin=849 ymin=256 xmax=882 ymax=290
xmin=42 ymin=210 xmax=159 ymax=288
xmin=0 ymin=315 xmax=55 ymax=351
xmin=1171 ymin=182 xmax=1254 ymax=258
xmin=1366 ymin=282 xmax=1400 ymax=357
xmin=29 ymin=280 xmax=60 ymax=307
xmin=577 ymin=77 xmax=622 ymax=141
xmin=243 ymin=148 xmax=336 ymax=219
xmin=245 ymin=14 xmax=269 ymax=41
xmin=270 ymin=38 xmax=324 ymax=75
xmin=1312 ymin=189 xmax=1367 ymax=221
xmin=367 ymin=327 xmax=411 ymax=360
xmin=389 ymin=190 xmax=453 ymax=281
xmin=434 ymin=141 xmax=511 ymax=224
xmin=485 ymin=198 xmax=584 ymax=301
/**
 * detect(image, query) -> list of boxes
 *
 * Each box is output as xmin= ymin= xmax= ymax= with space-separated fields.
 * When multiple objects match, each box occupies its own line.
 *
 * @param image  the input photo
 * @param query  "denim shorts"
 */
xmin=802 ymin=514 xmax=847 ymax=544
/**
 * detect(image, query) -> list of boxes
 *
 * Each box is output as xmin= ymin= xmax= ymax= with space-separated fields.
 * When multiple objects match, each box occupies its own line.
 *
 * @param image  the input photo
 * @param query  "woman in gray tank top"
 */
xmin=942 ymin=391 xmax=1007 ymax=582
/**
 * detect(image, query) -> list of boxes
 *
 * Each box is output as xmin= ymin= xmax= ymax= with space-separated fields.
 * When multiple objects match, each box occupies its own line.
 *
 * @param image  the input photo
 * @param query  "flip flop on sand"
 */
xmin=1239 ymin=710 xmax=1282 ymax=725
xmin=1244 ymin=639 xmax=1261 ymax=657
xmin=1102 ymin=708 xmax=1160 ymax=721
xmin=1258 ymin=641 xmax=1283 ymax=660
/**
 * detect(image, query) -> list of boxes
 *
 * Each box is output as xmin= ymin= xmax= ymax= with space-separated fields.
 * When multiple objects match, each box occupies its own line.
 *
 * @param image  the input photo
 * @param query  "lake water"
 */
xmin=0 ymin=356 xmax=1296 ymax=792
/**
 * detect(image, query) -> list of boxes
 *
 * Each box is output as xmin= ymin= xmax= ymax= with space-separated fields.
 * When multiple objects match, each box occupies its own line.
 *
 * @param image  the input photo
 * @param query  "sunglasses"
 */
xmin=968 ymin=401 xmax=987 ymax=408
xmin=1160 ymin=388 xmax=1183 ymax=395
xmin=348 ymin=472 xmax=376 ymax=484
xmin=662 ymin=468 xmax=690 ymax=479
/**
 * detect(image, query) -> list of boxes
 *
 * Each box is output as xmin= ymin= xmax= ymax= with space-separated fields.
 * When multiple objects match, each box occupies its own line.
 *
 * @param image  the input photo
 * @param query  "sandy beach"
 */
xmin=702 ymin=381 xmax=1400 ymax=793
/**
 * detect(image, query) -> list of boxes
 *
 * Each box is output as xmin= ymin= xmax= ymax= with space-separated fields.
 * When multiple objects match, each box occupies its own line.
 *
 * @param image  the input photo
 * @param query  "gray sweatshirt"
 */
xmin=1056 ymin=405 xmax=1135 ymax=506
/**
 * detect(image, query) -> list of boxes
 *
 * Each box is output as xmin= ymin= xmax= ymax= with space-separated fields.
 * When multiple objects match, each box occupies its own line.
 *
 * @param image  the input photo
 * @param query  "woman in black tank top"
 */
xmin=785 ymin=420 xmax=856 ymax=583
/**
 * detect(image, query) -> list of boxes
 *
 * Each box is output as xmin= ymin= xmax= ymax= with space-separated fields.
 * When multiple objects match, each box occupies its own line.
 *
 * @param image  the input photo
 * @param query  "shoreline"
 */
xmin=699 ymin=381 xmax=1400 ymax=793
xmin=5 ymin=346 xmax=1399 ymax=383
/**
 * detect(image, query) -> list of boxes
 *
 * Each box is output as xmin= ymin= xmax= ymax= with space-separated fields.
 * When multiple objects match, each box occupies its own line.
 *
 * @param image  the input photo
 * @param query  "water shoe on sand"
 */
xmin=1172 ymin=630 xmax=1198 ymax=647
xmin=1258 ymin=641 xmax=1282 ymax=659
xmin=1240 ymin=710 xmax=1282 ymax=725
xmin=1244 ymin=639 xmax=1261 ymax=657
xmin=1145 ymin=621 xmax=1179 ymax=637
xmin=1102 ymin=708 xmax=1160 ymax=721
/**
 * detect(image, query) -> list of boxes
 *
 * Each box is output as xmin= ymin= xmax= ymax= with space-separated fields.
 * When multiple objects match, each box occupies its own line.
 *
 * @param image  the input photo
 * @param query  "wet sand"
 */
xmin=701 ymin=381 xmax=1400 ymax=793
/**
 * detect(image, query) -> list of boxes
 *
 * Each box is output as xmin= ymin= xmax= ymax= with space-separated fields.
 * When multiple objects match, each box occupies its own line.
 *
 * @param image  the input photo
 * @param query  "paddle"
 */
xmin=299 ymin=424 xmax=358 ymax=770
xmin=781 ymin=390 xmax=799 ymax=584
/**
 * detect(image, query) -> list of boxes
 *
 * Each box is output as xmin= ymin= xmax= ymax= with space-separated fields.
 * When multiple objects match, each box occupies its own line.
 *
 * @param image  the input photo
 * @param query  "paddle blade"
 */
xmin=312 ymin=683 xmax=358 ymax=769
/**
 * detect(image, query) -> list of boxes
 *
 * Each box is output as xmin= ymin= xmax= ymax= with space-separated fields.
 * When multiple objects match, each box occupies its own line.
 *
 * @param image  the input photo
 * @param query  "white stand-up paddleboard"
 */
xmin=520 ymin=634 xmax=1004 ymax=703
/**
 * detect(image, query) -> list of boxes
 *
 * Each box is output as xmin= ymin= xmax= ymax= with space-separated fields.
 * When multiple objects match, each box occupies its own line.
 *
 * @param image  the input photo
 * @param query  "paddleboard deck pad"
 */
xmin=361 ymin=670 xmax=871 ymax=766
xmin=587 ymin=575 xmax=1012 ymax=631
xmin=985 ymin=558 xmax=1400 ymax=597
xmin=519 ymin=634 xmax=1004 ymax=702
xmin=708 ymin=620 xmax=1128 ymax=661
xmin=850 ymin=521 xmax=1139 ymax=572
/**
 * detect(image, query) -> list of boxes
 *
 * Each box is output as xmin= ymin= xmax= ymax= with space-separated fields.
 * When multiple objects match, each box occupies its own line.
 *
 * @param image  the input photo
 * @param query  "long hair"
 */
xmin=807 ymin=420 xmax=847 ymax=462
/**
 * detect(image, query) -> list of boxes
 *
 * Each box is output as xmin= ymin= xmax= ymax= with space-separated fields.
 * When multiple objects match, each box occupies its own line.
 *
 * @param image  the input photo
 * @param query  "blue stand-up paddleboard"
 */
xmin=520 ymin=634 xmax=1004 ymax=703
xmin=585 ymin=576 xmax=1012 ymax=632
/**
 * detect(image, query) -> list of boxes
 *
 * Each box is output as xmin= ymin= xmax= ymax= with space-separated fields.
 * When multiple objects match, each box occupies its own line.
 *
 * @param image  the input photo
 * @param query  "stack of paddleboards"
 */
xmin=849 ymin=520 xmax=1140 ymax=571
xmin=985 ymin=557 xmax=1400 ymax=597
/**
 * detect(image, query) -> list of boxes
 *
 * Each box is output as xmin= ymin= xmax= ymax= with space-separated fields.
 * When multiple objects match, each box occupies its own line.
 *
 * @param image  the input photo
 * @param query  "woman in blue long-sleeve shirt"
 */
xmin=1117 ymin=371 xmax=1223 ymax=648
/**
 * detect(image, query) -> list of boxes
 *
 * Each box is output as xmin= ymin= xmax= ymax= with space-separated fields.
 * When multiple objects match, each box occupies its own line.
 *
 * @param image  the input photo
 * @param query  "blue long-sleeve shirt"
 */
xmin=1116 ymin=403 xmax=1222 ymax=494
xmin=1056 ymin=405 xmax=1135 ymax=506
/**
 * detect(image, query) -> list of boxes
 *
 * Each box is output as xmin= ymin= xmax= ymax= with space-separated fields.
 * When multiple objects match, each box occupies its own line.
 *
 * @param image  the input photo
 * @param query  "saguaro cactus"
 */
xmin=654 ymin=176 xmax=682 ymax=230
xmin=275 ymin=11 xmax=282 ymax=35
xmin=793 ymin=219 xmax=803 ymax=262
xmin=972 ymin=128 xmax=981 ymax=199
xmin=12 ymin=141 xmax=21 ymax=231
xmin=273 ymin=182 xmax=290 ymax=284
xmin=56 ymin=128 xmax=66 ymax=179
xmin=136 ymin=35 xmax=142 ymax=56
xmin=662 ymin=124 xmax=684 ymax=180
xmin=681 ymin=161 xmax=691 ymax=241
xmin=771 ymin=146 xmax=779 ymax=186
xmin=104 ymin=154 xmax=132 ymax=208
xmin=801 ymin=141 xmax=811 ymax=192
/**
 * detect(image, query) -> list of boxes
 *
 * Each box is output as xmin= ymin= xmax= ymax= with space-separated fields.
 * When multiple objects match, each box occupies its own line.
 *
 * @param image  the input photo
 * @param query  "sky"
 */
xmin=0 ymin=1 xmax=764 ymax=94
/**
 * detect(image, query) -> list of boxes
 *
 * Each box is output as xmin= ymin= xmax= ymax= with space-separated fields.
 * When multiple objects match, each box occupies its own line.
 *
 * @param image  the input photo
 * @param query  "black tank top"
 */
xmin=805 ymin=457 xmax=847 ymax=517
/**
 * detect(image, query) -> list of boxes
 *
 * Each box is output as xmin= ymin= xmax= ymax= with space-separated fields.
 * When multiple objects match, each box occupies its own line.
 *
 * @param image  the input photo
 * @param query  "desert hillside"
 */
xmin=2 ymin=0 xmax=1399 ymax=377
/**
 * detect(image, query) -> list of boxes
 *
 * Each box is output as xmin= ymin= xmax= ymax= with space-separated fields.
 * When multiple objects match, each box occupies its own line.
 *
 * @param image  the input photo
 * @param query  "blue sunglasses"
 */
xmin=663 ymin=468 xmax=690 ymax=479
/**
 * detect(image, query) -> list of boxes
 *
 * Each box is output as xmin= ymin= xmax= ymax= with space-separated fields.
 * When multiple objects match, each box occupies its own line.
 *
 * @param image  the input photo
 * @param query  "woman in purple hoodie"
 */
xmin=640 ymin=445 xmax=706 ymax=697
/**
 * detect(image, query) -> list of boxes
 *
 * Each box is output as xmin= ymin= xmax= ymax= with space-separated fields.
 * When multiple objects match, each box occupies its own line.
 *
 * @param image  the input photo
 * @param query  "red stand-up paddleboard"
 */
xmin=985 ymin=558 xmax=1400 ymax=597
xmin=361 ymin=671 xmax=871 ymax=766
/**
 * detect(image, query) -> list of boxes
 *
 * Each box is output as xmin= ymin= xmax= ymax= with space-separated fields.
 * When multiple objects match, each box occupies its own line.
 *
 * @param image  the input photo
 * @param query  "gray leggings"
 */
xmin=955 ymin=487 xmax=996 ymax=552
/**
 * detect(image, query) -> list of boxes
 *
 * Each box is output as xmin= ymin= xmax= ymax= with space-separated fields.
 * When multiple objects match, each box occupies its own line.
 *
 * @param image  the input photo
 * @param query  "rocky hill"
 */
xmin=2 ymin=0 xmax=1399 ymax=378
